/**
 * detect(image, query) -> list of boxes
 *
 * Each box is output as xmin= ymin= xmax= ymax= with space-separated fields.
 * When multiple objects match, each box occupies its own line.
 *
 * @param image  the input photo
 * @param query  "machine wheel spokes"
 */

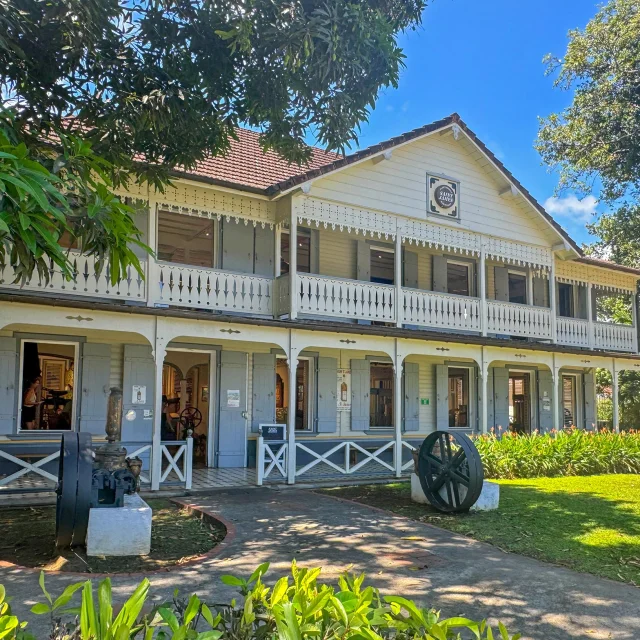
xmin=417 ymin=430 xmax=483 ymax=513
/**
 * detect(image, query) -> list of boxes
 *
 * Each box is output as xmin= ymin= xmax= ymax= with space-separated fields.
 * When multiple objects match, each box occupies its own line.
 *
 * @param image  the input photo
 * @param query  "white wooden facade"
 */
xmin=1 ymin=117 xmax=639 ymax=490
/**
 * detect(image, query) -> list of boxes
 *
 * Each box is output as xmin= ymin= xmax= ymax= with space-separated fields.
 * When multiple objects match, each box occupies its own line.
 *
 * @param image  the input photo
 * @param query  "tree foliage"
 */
xmin=537 ymin=0 xmax=640 ymax=428
xmin=1 ymin=0 xmax=426 ymax=282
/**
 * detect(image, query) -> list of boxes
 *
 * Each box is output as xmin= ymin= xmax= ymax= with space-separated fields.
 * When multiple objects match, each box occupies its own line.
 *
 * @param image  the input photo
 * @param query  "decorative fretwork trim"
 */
xmin=294 ymin=196 xmax=397 ymax=240
xmin=400 ymin=219 xmax=480 ymax=256
xmin=556 ymin=260 xmax=638 ymax=293
xmin=158 ymin=203 xmax=274 ymax=229
xmin=485 ymin=236 xmax=552 ymax=270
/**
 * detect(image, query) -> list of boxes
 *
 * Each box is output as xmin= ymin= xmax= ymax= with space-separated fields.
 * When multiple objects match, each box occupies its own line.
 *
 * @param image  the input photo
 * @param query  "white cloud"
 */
xmin=543 ymin=194 xmax=598 ymax=222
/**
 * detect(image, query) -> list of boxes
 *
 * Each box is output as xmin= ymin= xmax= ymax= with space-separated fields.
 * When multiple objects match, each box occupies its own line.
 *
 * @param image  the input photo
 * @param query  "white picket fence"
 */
xmin=256 ymin=436 xmax=416 ymax=485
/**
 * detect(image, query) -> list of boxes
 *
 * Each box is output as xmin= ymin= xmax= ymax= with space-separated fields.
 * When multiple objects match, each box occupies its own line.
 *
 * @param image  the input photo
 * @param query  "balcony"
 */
xmin=1 ymin=253 xmax=636 ymax=354
xmin=0 ymin=249 xmax=146 ymax=302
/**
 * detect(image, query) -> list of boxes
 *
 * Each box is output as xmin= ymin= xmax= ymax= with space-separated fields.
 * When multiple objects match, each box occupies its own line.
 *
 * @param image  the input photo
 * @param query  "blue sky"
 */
xmin=352 ymin=0 xmax=601 ymax=247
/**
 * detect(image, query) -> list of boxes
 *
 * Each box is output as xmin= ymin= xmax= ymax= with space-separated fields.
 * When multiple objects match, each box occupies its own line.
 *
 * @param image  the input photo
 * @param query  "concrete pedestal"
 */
xmin=470 ymin=480 xmax=500 ymax=512
xmin=411 ymin=473 xmax=429 ymax=504
xmin=411 ymin=474 xmax=499 ymax=511
xmin=86 ymin=493 xmax=152 ymax=556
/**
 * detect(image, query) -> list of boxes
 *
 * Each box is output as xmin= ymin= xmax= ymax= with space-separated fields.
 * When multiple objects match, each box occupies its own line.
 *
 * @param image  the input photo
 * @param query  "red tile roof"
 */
xmin=173 ymin=128 xmax=342 ymax=192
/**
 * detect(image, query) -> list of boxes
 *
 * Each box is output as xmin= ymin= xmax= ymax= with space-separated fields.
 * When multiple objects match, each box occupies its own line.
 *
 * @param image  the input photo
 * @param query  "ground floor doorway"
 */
xmin=509 ymin=372 xmax=532 ymax=434
xmin=162 ymin=349 xmax=215 ymax=468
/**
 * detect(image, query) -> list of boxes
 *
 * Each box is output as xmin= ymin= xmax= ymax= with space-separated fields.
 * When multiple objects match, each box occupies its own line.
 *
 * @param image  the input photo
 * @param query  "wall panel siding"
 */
xmin=318 ymin=228 xmax=356 ymax=279
xmin=310 ymin=135 xmax=554 ymax=246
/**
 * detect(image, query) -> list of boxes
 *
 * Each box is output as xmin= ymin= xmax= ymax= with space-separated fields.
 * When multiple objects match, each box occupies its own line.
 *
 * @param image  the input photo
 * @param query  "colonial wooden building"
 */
xmin=1 ymin=114 xmax=639 ymax=491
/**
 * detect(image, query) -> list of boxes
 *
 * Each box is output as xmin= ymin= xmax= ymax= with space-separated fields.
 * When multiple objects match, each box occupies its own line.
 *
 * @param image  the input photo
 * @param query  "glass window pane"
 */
xmin=275 ymin=357 xmax=312 ymax=430
xmin=370 ymin=248 xmax=394 ymax=284
xmin=558 ymin=283 xmax=573 ymax=317
xmin=562 ymin=376 xmax=575 ymax=427
xmin=508 ymin=272 xmax=527 ymax=304
xmin=21 ymin=341 xmax=75 ymax=431
xmin=447 ymin=262 xmax=470 ymax=296
xmin=157 ymin=210 xmax=214 ymax=268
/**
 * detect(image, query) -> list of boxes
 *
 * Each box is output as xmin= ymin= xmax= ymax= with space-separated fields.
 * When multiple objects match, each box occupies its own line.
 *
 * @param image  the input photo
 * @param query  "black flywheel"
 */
xmin=55 ymin=432 xmax=93 ymax=548
xmin=417 ymin=430 xmax=483 ymax=513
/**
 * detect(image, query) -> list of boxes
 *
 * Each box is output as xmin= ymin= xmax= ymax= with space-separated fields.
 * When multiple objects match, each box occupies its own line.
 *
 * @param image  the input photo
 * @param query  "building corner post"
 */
xmin=286 ymin=331 xmax=298 ymax=484
xmin=289 ymin=202 xmax=298 ymax=321
xmin=480 ymin=241 xmax=487 ymax=337
xmin=612 ymin=359 xmax=620 ymax=433
xmin=480 ymin=347 xmax=489 ymax=434
xmin=393 ymin=341 xmax=404 ymax=477
xmin=552 ymin=354 xmax=561 ymax=430
xmin=586 ymin=282 xmax=594 ymax=349
xmin=151 ymin=320 xmax=167 ymax=491
xmin=549 ymin=258 xmax=557 ymax=343
xmin=395 ymin=232 xmax=403 ymax=327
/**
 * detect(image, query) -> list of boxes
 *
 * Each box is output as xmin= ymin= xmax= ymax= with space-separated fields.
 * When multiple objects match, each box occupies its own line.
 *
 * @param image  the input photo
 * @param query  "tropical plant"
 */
xmin=473 ymin=428 xmax=640 ymax=479
xmin=0 ymin=111 xmax=148 ymax=285
xmin=16 ymin=562 xmax=520 ymax=640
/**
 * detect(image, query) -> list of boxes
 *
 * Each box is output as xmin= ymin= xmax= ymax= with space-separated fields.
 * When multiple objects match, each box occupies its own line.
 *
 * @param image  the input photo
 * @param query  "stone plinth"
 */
xmin=86 ymin=493 xmax=152 ymax=556
xmin=411 ymin=474 xmax=499 ymax=511
xmin=470 ymin=480 xmax=500 ymax=511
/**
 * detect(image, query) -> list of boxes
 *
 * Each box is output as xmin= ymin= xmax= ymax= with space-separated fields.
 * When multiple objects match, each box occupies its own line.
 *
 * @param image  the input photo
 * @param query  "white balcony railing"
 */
xmin=151 ymin=263 xmax=273 ymax=315
xmin=298 ymin=274 xmax=396 ymax=322
xmin=594 ymin=322 xmax=636 ymax=353
xmin=556 ymin=317 xmax=591 ymax=348
xmin=402 ymin=289 xmax=481 ymax=331
xmin=486 ymin=300 xmax=553 ymax=339
xmin=0 ymin=251 xmax=147 ymax=301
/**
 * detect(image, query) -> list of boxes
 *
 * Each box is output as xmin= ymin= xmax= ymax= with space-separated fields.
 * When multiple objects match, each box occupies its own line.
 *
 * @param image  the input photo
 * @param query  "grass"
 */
xmin=320 ymin=475 xmax=640 ymax=586
xmin=0 ymin=498 xmax=226 ymax=573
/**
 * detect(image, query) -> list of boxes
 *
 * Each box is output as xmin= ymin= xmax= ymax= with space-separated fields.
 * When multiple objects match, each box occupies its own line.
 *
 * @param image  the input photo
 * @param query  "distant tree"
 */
xmin=537 ymin=0 xmax=640 ymax=428
xmin=1 ymin=0 xmax=426 ymax=282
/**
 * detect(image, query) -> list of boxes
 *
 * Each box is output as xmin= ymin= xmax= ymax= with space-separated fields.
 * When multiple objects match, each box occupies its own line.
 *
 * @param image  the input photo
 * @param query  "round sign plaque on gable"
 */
xmin=434 ymin=184 xmax=456 ymax=209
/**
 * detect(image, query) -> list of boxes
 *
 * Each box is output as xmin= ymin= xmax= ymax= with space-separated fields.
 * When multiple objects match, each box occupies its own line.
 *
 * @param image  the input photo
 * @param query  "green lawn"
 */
xmin=321 ymin=475 xmax=640 ymax=586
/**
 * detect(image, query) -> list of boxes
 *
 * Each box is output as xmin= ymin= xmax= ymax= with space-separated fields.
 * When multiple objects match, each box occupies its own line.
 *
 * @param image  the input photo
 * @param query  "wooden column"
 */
xmin=549 ymin=259 xmax=557 ymax=343
xmin=552 ymin=355 xmax=561 ymax=430
xmin=612 ymin=360 xmax=620 ymax=433
xmin=395 ymin=233 xmax=403 ymax=327
xmin=586 ymin=283 xmax=595 ymax=349
xmin=632 ymin=292 xmax=639 ymax=354
xmin=290 ymin=206 xmax=298 ymax=320
xmin=480 ymin=347 xmax=489 ymax=434
xmin=479 ymin=244 xmax=487 ymax=337
xmin=393 ymin=348 xmax=404 ymax=477
xmin=146 ymin=198 xmax=158 ymax=308
xmin=151 ymin=326 xmax=166 ymax=491
xmin=287 ymin=334 xmax=298 ymax=483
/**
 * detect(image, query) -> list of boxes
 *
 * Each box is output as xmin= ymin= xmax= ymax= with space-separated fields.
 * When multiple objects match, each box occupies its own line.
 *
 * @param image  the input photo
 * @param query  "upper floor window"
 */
xmin=508 ymin=272 xmax=527 ymax=305
xmin=157 ymin=210 xmax=214 ymax=268
xmin=280 ymin=230 xmax=311 ymax=274
xmin=447 ymin=261 xmax=471 ymax=296
xmin=370 ymin=247 xmax=394 ymax=285
xmin=558 ymin=283 xmax=574 ymax=317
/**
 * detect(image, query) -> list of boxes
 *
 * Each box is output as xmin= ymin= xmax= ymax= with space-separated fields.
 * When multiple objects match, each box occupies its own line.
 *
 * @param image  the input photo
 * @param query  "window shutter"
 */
xmin=251 ymin=353 xmax=275 ymax=432
xmin=219 ymin=351 xmax=248 ymax=467
xmin=494 ymin=266 xmax=509 ymax=302
xmin=0 ymin=337 xmax=17 ymax=435
xmin=403 ymin=362 xmax=420 ymax=431
xmin=222 ymin=219 xmax=254 ymax=273
xmin=350 ymin=359 xmax=370 ymax=431
xmin=356 ymin=241 xmax=370 ymax=282
xmin=403 ymin=250 xmax=419 ymax=289
xmin=493 ymin=367 xmax=509 ymax=430
xmin=435 ymin=364 xmax=449 ymax=430
xmin=532 ymin=276 xmax=546 ymax=307
xmin=583 ymin=370 xmax=596 ymax=430
xmin=122 ymin=345 xmax=155 ymax=443
xmin=80 ymin=343 xmax=111 ymax=435
xmin=432 ymin=256 xmax=448 ymax=293
xmin=537 ymin=370 xmax=554 ymax=433
xmin=254 ymin=225 xmax=275 ymax=276
xmin=317 ymin=357 xmax=337 ymax=433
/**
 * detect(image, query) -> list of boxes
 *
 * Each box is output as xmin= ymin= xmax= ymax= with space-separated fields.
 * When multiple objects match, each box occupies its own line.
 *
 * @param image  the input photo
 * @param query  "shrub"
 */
xmin=0 ymin=562 xmax=520 ymax=640
xmin=473 ymin=428 xmax=640 ymax=479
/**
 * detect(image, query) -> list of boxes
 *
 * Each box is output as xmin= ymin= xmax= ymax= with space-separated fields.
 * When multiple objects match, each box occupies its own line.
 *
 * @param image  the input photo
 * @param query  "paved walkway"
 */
xmin=1 ymin=487 xmax=639 ymax=640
